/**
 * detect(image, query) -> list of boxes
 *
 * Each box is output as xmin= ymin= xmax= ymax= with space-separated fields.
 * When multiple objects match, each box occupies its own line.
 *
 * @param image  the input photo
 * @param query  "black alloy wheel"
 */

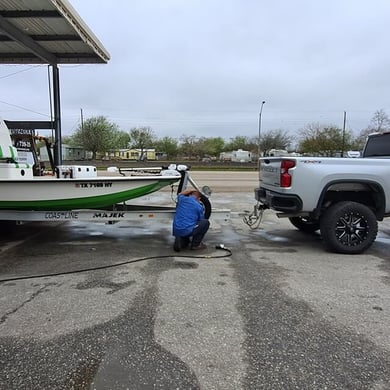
xmin=320 ymin=201 xmax=378 ymax=254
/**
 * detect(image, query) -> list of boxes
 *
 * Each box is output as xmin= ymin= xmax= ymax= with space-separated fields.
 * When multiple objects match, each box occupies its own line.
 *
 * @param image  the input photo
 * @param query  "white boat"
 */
xmin=0 ymin=119 xmax=184 ymax=211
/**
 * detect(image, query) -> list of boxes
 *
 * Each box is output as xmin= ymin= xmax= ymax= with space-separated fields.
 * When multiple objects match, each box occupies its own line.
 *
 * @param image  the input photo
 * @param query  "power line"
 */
xmin=0 ymin=64 xmax=44 ymax=80
xmin=0 ymin=100 xmax=50 ymax=117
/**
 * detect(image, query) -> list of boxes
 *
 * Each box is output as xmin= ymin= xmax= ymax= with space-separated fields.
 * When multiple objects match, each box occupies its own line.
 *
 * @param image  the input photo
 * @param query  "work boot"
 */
xmin=173 ymin=236 xmax=181 ymax=252
xmin=191 ymin=243 xmax=207 ymax=251
xmin=181 ymin=237 xmax=191 ymax=249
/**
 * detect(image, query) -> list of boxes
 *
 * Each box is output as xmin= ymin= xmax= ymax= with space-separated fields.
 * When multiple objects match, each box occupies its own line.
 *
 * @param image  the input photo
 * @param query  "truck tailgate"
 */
xmin=259 ymin=157 xmax=283 ymax=188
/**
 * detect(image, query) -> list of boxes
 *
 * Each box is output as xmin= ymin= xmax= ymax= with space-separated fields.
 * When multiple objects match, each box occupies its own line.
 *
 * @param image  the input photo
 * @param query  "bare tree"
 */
xmin=369 ymin=109 xmax=390 ymax=132
xmin=355 ymin=109 xmax=390 ymax=149
xmin=179 ymin=135 xmax=198 ymax=159
xmin=128 ymin=126 xmax=155 ymax=161
xmin=261 ymin=129 xmax=292 ymax=156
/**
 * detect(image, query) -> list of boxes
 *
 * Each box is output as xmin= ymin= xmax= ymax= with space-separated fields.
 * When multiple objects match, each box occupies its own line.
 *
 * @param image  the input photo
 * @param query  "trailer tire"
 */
xmin=289 ymin=216 xmax=320 ymax=233
xmin=200 ymin=194 xmax=212 ymax=219
xmin=320 ymin=201 xmax=378 ymax=254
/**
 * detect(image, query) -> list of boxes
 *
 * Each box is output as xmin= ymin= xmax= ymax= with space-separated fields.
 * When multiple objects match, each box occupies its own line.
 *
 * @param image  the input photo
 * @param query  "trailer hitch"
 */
xmin=243 ymin=202 xmax=268 ymax=229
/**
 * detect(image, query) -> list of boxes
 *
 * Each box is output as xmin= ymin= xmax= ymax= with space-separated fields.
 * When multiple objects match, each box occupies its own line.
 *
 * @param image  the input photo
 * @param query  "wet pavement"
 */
xmin=1 ymin=172 xmax=390 ymax=389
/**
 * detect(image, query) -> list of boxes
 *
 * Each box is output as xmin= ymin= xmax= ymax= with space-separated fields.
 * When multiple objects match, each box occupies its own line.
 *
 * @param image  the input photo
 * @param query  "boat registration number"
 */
xmin=76 ymin=182 xmax=113 ymax=188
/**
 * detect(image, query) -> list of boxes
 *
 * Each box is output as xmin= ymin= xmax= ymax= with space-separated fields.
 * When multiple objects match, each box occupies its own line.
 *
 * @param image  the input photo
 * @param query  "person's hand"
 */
xmin=180 ymin=189 xmax=195 ymax=196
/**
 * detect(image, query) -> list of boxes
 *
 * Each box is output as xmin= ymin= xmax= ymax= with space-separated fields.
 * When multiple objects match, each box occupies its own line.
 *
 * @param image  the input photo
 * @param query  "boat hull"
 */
xmin=0 ymin=175 xmax=180 ymax=211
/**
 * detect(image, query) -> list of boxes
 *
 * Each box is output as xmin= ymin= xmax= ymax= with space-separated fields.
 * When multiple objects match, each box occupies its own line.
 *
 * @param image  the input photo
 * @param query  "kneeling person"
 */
xmin=173 ymin=189 xmax=210 ymax=251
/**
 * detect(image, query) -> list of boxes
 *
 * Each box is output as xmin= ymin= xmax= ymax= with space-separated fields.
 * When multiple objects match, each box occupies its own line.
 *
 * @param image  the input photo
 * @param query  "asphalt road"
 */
xmin=0 ymin=171 xmax=390 ymax=389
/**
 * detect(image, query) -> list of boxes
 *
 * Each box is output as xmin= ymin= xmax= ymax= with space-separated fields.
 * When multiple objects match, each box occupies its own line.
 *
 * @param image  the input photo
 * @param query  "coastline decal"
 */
xmin=45 ymin=211 xmax=79 ymax=219
xmin=44 ymin=211 xmax=126 ymax=220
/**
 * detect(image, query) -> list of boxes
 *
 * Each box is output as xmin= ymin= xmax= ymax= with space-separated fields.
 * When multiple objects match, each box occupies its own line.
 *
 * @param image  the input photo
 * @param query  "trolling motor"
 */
xmin=171 ymin=164 xmax=211 ymax=196
xmin=169 ymin=164 xmax=213 ymax=220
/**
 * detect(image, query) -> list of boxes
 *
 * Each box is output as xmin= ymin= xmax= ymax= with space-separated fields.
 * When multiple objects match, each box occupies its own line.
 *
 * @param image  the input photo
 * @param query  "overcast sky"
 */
xmin=1 ymin=0 xmax=390 ymax=140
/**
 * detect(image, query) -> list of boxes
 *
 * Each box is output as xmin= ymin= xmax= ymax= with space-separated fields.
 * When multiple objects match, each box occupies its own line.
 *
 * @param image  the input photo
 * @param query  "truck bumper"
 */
xmin=255 ymin=187 xmax=303 ymax=212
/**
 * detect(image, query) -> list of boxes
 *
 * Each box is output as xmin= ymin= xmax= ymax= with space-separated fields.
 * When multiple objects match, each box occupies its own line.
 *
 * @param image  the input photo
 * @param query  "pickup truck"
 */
xmin=254 ymin=132 xmax=390 ymax=254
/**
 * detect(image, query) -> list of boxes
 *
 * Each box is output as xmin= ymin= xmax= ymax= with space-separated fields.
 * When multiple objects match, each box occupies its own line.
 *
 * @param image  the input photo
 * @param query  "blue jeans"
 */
xmin=190 ymin=219 xmax=210 ymax=247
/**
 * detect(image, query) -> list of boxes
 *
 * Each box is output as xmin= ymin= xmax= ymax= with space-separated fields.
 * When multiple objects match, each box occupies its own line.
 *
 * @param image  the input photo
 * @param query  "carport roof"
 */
xmin=0 ymin=0 xmax=110 ymax=65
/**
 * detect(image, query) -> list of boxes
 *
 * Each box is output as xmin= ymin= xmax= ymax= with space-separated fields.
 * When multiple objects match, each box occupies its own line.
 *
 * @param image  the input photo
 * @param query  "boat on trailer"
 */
xmin=0 ymin=118 xmax=185 ymax=211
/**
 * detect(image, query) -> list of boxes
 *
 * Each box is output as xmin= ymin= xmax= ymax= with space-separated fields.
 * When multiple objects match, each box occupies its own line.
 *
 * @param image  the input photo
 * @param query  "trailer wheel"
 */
xmin=200 ymin=194 xmax=212 ymax=219
xmin=320 ymin=201 xmax=378 ymax=254
xmin=289 ymin=216 xmax=320 ymax=233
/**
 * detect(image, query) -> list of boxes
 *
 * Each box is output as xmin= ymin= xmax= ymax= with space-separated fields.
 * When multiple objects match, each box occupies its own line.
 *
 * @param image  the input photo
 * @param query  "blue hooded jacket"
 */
xmin=173 ymin=194 xmax=205 ymax=237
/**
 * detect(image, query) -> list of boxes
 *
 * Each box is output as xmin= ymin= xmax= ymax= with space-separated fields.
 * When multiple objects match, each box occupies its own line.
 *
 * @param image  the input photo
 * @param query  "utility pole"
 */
xmin=258 ymin=101 xmax=266 ymax=159
xmin=341 ymin=111 xmax=346 ymax=157
xmin=80 ymin=108 xmax=84 ymax=131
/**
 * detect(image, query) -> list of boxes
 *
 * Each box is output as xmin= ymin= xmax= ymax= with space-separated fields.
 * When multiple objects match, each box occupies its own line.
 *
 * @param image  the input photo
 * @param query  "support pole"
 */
xmin=258 ymin=101 xmax=266 ymax=159
xmin=52 ymin=65 xmax=62 ymax=165
xmin=341 ymin=111 xmax=346 ymax=157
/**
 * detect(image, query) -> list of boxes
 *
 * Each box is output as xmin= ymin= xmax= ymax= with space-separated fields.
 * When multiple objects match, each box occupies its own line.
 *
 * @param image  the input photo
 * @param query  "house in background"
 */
xmin=40 ymin=144 xmax=92 ymax=161
xmin=105 ymin=148 xmax=156 ymax=161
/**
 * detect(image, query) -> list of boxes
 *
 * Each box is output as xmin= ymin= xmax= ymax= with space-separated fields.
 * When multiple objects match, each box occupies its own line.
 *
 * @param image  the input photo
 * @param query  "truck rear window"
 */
xmin=363 ymin=133 xmax=390 ymax=157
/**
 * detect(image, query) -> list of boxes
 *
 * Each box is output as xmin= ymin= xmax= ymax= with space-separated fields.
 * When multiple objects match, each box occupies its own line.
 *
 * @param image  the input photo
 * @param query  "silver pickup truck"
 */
xmin=254 ymin=132 xmax=390 ymax=254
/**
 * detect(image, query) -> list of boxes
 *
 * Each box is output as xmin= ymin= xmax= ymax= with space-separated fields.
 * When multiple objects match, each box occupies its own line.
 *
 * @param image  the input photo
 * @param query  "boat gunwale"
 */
xmin=0 ymin=175 xmax=182 ymax=183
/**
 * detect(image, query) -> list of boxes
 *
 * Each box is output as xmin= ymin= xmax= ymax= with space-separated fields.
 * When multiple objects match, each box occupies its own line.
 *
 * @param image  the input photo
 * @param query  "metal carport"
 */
xmin=0 ymin=0 xmax=110 ymax=165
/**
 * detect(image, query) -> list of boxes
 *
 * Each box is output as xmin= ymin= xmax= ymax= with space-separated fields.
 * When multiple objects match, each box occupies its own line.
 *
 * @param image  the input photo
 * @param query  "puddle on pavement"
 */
xmin=172 ymin=261 xmax=198 ymax=269
xmin=256 ymin=230 xmax=291 ymax=242
xmin=65 ymin=220 xmax=171 ymax=240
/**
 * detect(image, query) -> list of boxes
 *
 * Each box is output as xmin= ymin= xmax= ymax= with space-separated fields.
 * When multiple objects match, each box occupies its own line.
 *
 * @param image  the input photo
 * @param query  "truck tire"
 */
xmin=289 ymin=216 xmax=320 ymax=233
xmin=200 ymin=194 xmax=212 ymax=219
xmin=320 ymin=201 xmax=378 ymax=254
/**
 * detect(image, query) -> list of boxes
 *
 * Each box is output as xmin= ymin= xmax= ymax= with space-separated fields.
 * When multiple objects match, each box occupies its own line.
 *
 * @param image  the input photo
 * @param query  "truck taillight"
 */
xmin=280 ymin=159 xmax=295 ymax=187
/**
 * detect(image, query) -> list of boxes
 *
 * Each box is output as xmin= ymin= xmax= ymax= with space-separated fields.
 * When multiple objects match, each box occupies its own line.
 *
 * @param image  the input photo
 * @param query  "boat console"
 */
xmin=55 ymin=165 xmax=97 ymax=179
